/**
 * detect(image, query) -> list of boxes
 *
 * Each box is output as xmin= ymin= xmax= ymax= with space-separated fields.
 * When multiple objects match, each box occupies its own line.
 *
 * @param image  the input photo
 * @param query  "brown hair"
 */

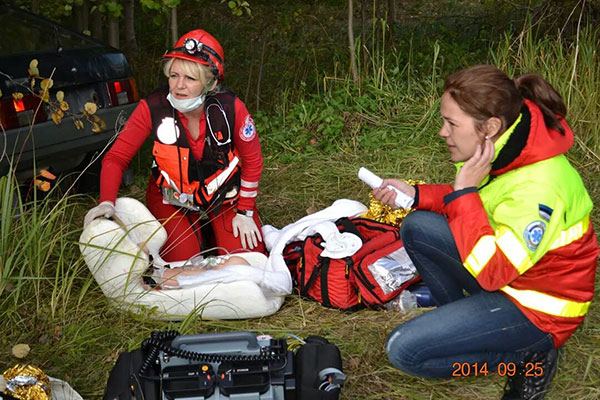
xmin=444 ymin=65 xmax=566 ymax=134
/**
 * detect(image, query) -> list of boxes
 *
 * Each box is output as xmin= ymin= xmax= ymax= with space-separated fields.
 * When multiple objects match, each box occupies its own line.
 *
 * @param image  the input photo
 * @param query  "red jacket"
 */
xmin=415 ymin=100 xmax=598 ymax=347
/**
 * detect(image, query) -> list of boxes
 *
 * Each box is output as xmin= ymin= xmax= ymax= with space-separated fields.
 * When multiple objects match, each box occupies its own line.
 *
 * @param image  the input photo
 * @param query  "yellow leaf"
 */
xmin=60 ymin=100 xmax=69 ymax=111
xmin=40 ymin=90 xmax=50 ymax=103
xmin=12 ymin=343 xmax=30 ymax=358
xmin=0 ymin=88 xmax=2 ymax=97
xmin=84 ymin=102 xmax=97 ymax=115
xmin=56 ymin=91 xmax=64 ymax=102
xmin=28 ymin=67 xmax=40 ymax=76
xmin=29 ymin=59 xmax=38 ymax=68
xmin=12 ymin=92 xmax=24 ymax=100
xmin=74 ymin=120 xmax=84 ymax=130
xmin=40 ymin=78 xmax=53 ymax=90
xmin=30 ymin=78 xmax=35 ymax=90
xmin=51 ymin=112 xmax=61 ymax=124
xmin=56 ymin=109 xmax=64 ymax=118
xmin=91 ymin=122 xmax=101 ymax=132
xmin=99 ymin=118 xmax=107 ymax=129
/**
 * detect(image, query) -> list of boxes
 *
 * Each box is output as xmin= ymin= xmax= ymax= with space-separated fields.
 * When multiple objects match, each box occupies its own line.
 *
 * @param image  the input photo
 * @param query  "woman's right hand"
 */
xmin=83 ymin=201 xmax=116 ymax=228
xmin=372 ymin=179 xmax=416 ymax=209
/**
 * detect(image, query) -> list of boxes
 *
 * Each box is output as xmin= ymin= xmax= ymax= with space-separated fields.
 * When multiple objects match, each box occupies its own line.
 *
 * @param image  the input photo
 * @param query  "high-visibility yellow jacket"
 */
xmin=416 ymin=99 xmax=598 ymax=347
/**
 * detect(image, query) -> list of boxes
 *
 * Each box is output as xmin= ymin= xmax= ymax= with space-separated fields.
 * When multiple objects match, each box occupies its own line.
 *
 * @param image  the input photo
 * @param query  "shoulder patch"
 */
xmin=239 ymin=115 xmax=256 ymax=142
xmin=156 ymin=117 xmax=180 ymax=144
xmin=523 ymin=220 xmax=546 ymax=251
xmin=538 ymin=204 xmax=553 ymax=222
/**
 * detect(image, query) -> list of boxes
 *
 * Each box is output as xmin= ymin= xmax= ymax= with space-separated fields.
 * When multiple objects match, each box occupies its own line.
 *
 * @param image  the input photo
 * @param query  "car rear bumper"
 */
xmin=0 ymin=102 xmax=137 ymax=179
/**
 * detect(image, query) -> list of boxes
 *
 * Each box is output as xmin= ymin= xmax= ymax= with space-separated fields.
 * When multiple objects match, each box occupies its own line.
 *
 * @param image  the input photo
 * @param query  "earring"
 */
xmin=484 ymin=135 xmax=489 ymax=140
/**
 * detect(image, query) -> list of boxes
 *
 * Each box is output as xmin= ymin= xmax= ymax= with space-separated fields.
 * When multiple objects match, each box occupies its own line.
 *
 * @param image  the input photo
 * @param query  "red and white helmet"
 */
xmin=163 ymin=29 xmax=225 ymax=81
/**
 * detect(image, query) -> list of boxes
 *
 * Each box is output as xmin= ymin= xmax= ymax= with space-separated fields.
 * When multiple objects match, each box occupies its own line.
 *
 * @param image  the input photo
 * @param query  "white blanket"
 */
xmin=263 ymin=199 xmax=369 ymax=285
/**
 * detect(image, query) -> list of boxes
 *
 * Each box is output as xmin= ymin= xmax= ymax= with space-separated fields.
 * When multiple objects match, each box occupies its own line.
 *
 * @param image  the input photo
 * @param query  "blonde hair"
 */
xmin=163 ymin=58 xmax=213 ymax=86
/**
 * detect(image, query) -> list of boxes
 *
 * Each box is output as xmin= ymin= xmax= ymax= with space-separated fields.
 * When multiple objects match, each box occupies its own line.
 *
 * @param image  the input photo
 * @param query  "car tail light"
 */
xmin=107 ymin=78 xmax=139 ymax=107
xmin=0 ymin=95 xmax=47 ymax=130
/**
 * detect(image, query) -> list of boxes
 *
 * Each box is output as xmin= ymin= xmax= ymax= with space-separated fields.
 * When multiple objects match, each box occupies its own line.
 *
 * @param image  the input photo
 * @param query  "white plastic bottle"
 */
xmin=384 ymin=290 xmax=419 ymax=312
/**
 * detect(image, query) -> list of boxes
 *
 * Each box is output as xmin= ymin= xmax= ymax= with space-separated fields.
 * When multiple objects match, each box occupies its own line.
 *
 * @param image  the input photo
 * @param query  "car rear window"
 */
xmin=0 ymin=5 xmax=101 ymax=56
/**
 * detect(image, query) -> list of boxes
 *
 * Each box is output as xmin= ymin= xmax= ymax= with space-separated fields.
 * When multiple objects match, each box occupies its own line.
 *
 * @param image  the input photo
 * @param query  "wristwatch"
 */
xmin=236 ymin=209 xmax=254 ymax=218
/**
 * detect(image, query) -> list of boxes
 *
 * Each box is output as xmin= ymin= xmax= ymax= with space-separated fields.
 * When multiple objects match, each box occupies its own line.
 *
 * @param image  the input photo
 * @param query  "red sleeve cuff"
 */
xmin=414 ymin=184 xmax=454 ymax=213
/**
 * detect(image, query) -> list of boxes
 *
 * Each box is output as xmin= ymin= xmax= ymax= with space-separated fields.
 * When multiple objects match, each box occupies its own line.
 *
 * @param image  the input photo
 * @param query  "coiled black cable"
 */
xmin=138 ymin=330 xmax=285 ymax=377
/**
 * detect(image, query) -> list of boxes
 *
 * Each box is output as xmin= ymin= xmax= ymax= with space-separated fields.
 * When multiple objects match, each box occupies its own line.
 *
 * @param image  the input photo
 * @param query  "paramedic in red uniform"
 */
xmin=84 ymin=29 xmax=266 ymax=261
xmin=374 ymin=65 xmax=598 ymax=399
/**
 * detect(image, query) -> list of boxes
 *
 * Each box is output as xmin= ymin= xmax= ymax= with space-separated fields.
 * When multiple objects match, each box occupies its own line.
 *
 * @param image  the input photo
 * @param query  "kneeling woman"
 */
xmin=84 ymin=29 xmax=265 ymax=261
xmin=373 ymin=65 xmax=598 ymax=399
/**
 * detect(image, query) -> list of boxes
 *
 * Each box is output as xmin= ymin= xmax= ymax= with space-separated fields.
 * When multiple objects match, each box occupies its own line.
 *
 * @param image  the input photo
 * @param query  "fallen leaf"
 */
xmin=12 ymin=92 xmax=23 ymax=100
xmin=306 ymin=206 xmax=318 ymax=215
xmin=29 ymin=59 xmax=38 ymax=68
xmin=53 ymin=325 xmax=62 ymax=340
xmin=74 ymin=120 xmax=84 ymax=130
xmin=56 ymin=91 xmax=64 ymax=102
xmin=59 ymin=100 xmax=69 ymax=111
xmin=38 ymin=334 xmax=51 ymax=345
xmin=12 ymin=343 xmax=30 ymax=358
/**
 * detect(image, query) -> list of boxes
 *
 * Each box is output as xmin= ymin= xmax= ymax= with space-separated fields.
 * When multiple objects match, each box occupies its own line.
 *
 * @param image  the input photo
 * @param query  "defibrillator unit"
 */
xmin=103 ymin=330 xmax=344 ymax=400
xmin=157 ymin=331 xmax=294 ymax=400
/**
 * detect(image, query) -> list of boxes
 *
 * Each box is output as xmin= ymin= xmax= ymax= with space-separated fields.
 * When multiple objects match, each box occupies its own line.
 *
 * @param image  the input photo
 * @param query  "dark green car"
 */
xmin=0 ymin=3 xmax=138 ymax=187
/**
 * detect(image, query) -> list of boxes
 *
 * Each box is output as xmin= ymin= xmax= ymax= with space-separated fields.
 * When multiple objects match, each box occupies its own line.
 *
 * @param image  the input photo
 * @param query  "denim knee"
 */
xmin=399 ymin=210 xmax=420 ymax=245
xmin=385 ymin=323 xmax=424 ymax=376
xmin=400 ymin=210 xmax=436 ymax=247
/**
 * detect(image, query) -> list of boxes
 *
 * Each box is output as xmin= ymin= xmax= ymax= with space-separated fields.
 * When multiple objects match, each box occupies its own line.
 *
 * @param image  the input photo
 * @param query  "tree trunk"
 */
xmin=348 ymin=0 xmax=359 ymax=83
xmin=387 ymin=0 xmax=395 ymax=48
xmin=74 ymin=0 xmax=89 ymax=33
xmin=255 ymin=39 xmax=266 ymax=113
xmin=90 ymin=5 xmax=103 ymax=41
xmin=123 ymin=0 xmax=137 ymax=51
xmin=108 ymin=16 xmax=120 ymax=48
xmin=361 ymin=0 xmax=367 ymax=73
xmin=31 ymin=0 xmax=40 ymax=14
xmin=170 ymin=6 xmax=178 ymax=47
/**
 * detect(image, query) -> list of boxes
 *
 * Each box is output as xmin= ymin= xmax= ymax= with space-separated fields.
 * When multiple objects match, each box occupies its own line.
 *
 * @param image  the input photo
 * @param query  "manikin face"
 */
xmin=168 ymin=59 xmax=205 ymax=100
xmin=438 ymin=92 xmax=486 ymax=162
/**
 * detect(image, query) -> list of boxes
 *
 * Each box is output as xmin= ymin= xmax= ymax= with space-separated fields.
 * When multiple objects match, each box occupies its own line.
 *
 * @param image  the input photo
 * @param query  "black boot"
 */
xmin=502 ymin=348 xmax=560 ymax=400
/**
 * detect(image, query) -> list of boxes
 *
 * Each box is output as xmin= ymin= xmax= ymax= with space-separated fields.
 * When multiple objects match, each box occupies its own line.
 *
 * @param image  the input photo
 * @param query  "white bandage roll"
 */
xmin=358 ymin=167 xmax=414 ymax=209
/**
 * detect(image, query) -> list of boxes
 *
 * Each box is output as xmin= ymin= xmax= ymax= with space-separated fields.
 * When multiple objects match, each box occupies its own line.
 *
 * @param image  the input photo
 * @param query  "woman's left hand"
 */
xmin=232 ymin=213 xmax=263 ymax=249
xmin=453 ymin=138 xmax=495 ymax=191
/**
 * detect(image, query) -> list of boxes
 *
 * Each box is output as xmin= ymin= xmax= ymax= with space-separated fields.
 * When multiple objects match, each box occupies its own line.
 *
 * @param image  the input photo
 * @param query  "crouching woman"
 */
xmin=373 ymin=65 xmax=598 ymax=399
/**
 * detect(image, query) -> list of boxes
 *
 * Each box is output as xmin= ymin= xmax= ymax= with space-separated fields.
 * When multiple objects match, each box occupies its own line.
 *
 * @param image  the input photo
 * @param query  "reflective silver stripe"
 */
xmin=549 ymin=214 xmax=590 ymax=250
xmin=240 ymin=179 xmax=259 ymax=188
xmin=463 ymin=235 xmax=496 ymax=277
xmin=205 ymin=156 xmax=239 ymax=195
xmin=496 ymin=227 xmax=532 ymax=274
xmin=240 ymin=189 xmax=258 ymax=198
xmin=501 ymin=286 xmax=590 ymax=318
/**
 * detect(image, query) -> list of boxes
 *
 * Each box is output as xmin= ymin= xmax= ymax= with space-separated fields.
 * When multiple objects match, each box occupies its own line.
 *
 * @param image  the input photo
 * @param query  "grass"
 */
xmin=1 ymin=8 xmax=600 ymax=400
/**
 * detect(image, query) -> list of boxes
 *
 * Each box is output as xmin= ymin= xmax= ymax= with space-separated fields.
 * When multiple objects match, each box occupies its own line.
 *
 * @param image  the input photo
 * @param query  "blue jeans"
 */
xmin=385 ymin=211 xmax=554 ymax=378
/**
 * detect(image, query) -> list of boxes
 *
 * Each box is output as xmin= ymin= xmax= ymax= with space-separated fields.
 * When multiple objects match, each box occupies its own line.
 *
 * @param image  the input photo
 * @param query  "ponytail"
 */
xmin=514 ymin=73 xmax=567 ymax=135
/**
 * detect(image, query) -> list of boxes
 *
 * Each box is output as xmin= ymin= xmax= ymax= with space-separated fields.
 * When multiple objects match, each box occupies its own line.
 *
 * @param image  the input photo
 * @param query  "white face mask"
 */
xmin=166 ymin=92 xmax=205 ymax=113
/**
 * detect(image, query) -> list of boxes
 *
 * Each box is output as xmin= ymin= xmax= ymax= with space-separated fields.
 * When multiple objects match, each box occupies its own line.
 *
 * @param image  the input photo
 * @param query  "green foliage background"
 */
xmin=1 ymin=1 xmax=600 ymax=399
